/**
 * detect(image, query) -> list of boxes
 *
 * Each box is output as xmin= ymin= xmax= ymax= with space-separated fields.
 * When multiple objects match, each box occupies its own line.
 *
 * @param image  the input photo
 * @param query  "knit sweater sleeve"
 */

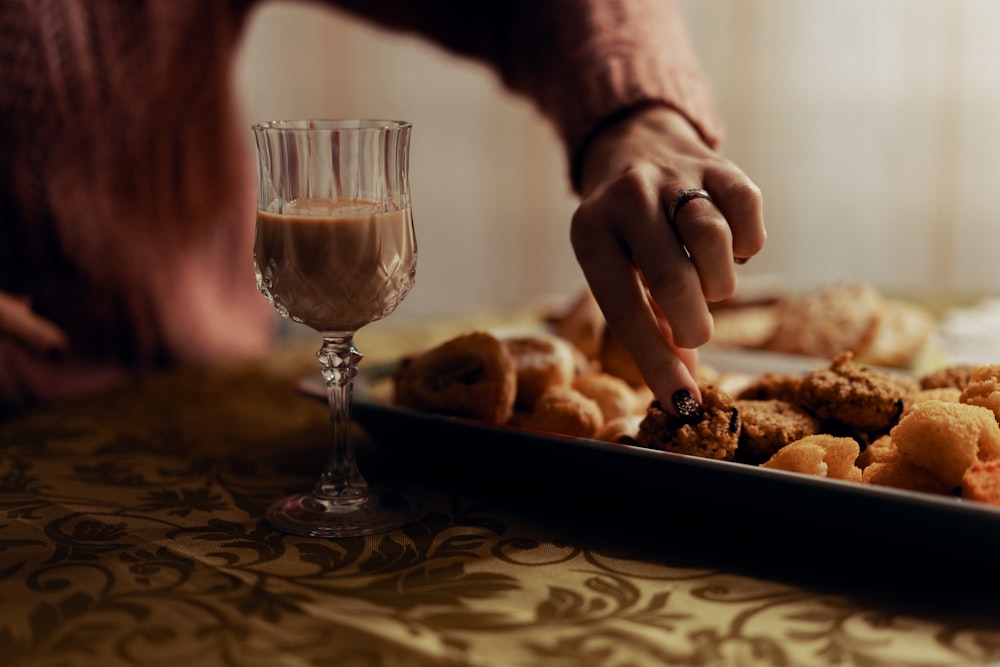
xmin=325 ymin=0 xmax=724 ymax=190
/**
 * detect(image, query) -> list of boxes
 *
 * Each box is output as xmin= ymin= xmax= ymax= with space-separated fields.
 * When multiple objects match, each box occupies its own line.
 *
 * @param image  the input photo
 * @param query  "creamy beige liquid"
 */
xmin=254 ymin=198 xmax=416 ymax=332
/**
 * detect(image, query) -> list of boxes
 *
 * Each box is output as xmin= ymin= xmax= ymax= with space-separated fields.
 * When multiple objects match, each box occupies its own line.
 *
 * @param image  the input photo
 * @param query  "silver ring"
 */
xmin=667 ymin=188 xmax=713 ymax=228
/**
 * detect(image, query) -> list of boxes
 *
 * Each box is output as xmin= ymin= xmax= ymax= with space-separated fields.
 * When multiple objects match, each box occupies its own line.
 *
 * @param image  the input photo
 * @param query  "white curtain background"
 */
xmin=235 ymin=0 xmax=1000 ymax=322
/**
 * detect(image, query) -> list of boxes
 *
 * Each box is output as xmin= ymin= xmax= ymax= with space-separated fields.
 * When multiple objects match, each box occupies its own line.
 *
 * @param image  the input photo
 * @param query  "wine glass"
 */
xmin=251 ymin=119 xmax=418 ymax=537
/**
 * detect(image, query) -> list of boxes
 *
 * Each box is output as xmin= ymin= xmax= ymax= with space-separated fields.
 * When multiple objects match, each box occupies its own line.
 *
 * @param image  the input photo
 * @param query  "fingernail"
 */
xmin=671 ymin=389 xmax=703 ymax=422
xmin=734 ymin=257 xmax=750 ymax=265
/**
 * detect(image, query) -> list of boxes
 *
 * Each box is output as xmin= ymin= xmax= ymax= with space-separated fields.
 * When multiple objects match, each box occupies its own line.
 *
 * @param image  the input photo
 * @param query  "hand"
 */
xmin=0 ymin=291 xmax=69 ymax=359
xmin=570 ymin=105 xmax=765 ymax=415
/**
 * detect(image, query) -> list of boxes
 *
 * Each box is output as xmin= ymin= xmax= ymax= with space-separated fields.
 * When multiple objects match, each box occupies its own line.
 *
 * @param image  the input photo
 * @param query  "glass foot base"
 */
xmin=266 ymin=490 xmax=417 ymax=538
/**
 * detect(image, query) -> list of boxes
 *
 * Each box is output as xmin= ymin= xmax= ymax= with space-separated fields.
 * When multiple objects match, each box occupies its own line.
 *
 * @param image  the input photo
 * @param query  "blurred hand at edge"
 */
xmin=0 ymin=291 xmax=69 ymax=359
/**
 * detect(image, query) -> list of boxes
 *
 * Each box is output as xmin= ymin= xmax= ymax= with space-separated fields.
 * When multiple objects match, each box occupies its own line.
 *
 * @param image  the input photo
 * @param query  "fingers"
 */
xmin=0 ymin=291 xmax=69 ymax=358
xmin=702 ymin=170 xmax=766 ymax=263
xmin=664 ymin=192 xmax=737 ymax=303
xmin=571 ymin=178 xmax=703 ymax=410
xmin=571 ymin=160 xmax=764 ymax=416
xmin=659 ymin=168 xmax=764 ymax=316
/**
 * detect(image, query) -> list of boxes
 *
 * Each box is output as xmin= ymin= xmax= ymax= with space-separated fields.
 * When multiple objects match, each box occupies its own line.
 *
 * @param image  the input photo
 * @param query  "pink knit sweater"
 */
xmin=0 ymin=0 xmax=722 ymax=416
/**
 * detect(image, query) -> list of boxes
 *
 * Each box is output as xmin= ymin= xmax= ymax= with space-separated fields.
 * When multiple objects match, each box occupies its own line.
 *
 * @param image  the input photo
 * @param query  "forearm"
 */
xmin=325 ymin=0 xmax=723 ymax=189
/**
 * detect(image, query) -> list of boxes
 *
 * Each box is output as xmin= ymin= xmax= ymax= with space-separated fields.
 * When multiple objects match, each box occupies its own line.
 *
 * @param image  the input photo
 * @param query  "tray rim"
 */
xmin=296 ymin=364 xmax=1000 ymax=526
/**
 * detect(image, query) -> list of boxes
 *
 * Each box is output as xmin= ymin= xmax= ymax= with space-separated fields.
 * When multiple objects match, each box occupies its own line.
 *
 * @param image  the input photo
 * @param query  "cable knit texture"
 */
xmin=0 ymin=0 xmax=722 ymax=416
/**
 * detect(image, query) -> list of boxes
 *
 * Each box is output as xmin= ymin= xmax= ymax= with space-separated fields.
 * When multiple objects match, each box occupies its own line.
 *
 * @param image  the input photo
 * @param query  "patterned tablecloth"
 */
xmin=2 ymin=321 xmax=1000 ymax=667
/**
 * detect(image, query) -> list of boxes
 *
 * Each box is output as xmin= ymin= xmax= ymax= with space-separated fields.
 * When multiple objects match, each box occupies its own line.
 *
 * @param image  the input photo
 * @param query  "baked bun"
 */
xmin=517 ymin=386 xmax=604 ymax=439
xmin=503 ymin=332 xmax=579 ymax=410
xmin=856 ymin=299 xmax=936 ymax=368
xmin=572 ymin=372 xmax=644 ymax=421
xmin=765 ymin=283 xmax=883 ymax=359
xmin=393 ymin=331 xmax=517 ymax=424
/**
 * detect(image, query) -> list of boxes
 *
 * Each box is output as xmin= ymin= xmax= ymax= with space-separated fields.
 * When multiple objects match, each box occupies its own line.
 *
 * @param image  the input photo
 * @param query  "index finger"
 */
xmin=570 ymin=197 xmax=702 ymax=415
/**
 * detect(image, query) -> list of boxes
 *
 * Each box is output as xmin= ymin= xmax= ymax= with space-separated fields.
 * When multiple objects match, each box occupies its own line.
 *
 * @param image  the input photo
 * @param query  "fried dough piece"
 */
xmin=959 ymin=364 xmax=1000 ymax=422
xmin=920 ymin=364 xmax=979 ymax=391
xmin=504 ymin=332 xmax=579 ymax=410
xmin=518 ymin=386 xmax=604 ymax=439
xmin=962 ymin=459 xmax=1000 ymax=507
xmin=856 ymin=434 xmax=896 ymax=469
xmin=572 ymin=372 xmax=643 ymax=421
xmin=549 ymin=289 xmax=604 ymax=361
xmin=760 ymin=434 xmax=862 ymax=482
xmin=900 ymin=387 xmax=961 ymax=419
xmin=890 ymin=399 xmax=1000 ymax=489
xmin=594 ymin=414 xmax=644 ymax=446
xmin=634 ymin=384 xmax=740 ymax=461
xmin=393 ymin=331 xmax=517 ymax=424
xmin=797 ymin=352 xmax=918 ymax=436
xmin=709 ymin=304 xmax=780 ymax=349
xmin=765 ymin=283 xmax=884 ymax=359
xmin=861 ymin=459 xmax=955 ymax=495
xmin=547 ymin=288 xmax=648 ymax=388
xmin=632 ymin=383 xmax=655 ymax=411
xmin=735 ymin=399 xmax=821 ymax=464
xmin=598 ymin=327 xmax=645 ymax=388
xmin=735 ymin=372 xmax=802 ymax=404
xmin=858 ymin=435 xmax=954 ymax=494
xmin=856 ymin=299 xmax=935 ymax=369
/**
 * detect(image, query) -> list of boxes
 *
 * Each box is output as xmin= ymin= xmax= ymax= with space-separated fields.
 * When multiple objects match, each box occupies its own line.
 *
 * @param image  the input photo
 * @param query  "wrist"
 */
xmin=574 ymin=104 xmax=710 ymax=195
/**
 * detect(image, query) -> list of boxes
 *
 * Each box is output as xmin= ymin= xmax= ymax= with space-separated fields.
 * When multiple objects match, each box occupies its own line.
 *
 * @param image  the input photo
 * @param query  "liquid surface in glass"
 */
xmin=254 ymin=197 xmax=416 ymax=331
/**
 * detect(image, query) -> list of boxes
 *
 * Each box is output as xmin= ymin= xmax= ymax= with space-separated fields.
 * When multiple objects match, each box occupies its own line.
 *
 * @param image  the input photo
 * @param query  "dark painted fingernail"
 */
xmin=672 ymin=389 xmax=703 ymax=422
xmin=734 ymin=257 xmax=750 ymax=265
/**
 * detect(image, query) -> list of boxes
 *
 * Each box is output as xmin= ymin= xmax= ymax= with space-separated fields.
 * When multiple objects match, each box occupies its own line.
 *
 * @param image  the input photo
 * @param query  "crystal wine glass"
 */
xmin=252 ymin=119 xmax=417 ymax=537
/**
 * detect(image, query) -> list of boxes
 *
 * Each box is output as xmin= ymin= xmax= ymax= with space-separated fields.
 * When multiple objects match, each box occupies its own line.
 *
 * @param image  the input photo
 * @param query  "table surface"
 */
xmin=3 ymin=318 xmax=1000 ymax=667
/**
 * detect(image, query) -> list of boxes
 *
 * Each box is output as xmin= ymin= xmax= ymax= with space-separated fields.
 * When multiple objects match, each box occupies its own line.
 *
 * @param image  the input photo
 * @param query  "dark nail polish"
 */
xmin=671 ymin=389 xmax=703 ymax=422
xmin=734 ymin=257 xmax=750 ymax=265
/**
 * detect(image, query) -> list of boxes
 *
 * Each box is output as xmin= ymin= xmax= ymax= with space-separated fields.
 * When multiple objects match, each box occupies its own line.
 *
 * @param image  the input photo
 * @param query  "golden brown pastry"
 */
xmin=920 ymin=364 xmax=979 ymax=391
xmin=547 ymin=288 xmax=646 ymax=388
xmin=393 ymin=331 xmax=517 ymax=424
xmin=634 ymin=384 xmax=740 ymax=460
xmin=735 ymin=399 xmax=821 ymax=464
xmin=735 ymin=372 xmax=803 ymax=404
xmin=889 ymin=399 xmax=1000 ymax=489
xmin=797 ymin=352 xmax=918 ymax=437
xmin=594 ymin=414 xmax=644 ymax=446
xmin=548 ymin=289 xmax=605 ymax=361
xmin=709 ymin=304 xmax=780 ymax=349
xmin=962 ymin=459 xmax=1000 ymax=507
xmin=765 ymin=282 xmax=883 ymax=359
xmin=857 ymin=434 xmax=954 ymax=496
xmin=597 ymin=327 xmax=645 ymax=388
xmin=900 ymin=387 xmax=962 ymax=419
xmin=855 ymin=434 xmax=895 ymax=470
xmin=572 ymin=371 xmax=644 ymax=421
xmin=760 ymin=434 xmax=862 ymax=482
xmin=856 ymin=299 xmax=935 ymax=369
xmin=517 ymin=386 xmax=604 ymax=439
xmin=503 ymin=332 xmax=579 ymax=410
xmin=861 ymin=458 xmax=955 ymax=495
xmin=958 ymin=364 xmax=1000 ymax=422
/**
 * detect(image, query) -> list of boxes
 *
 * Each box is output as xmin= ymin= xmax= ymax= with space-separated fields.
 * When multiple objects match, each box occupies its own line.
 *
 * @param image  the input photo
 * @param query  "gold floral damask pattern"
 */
xmin=2 ymin=344 xmax=1000 ymax=667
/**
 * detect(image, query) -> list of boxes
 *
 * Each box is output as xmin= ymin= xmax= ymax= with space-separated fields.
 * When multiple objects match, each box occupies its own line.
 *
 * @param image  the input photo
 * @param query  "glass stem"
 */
xmin=313 ymin=334 xmax=369 ymax=504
